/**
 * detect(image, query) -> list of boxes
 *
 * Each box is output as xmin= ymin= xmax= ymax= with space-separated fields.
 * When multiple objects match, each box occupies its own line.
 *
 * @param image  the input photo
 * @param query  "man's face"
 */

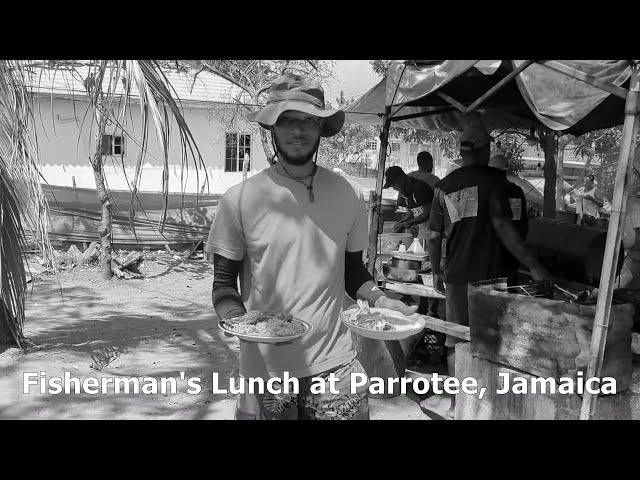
xmin=585 ymin=176 xmax=595 ymax=189
xmin=272 ymin=111 xmax=323 ymax=166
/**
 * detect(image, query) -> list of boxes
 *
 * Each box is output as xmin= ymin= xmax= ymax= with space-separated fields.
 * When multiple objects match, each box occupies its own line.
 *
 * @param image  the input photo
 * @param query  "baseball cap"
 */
xmin=460 ymin=120 xmax=492 ymax=152
xmin=382 ymin=166 xmax=405 ymax=189
xmin=488 ymin=154 xmax=509 ymax=171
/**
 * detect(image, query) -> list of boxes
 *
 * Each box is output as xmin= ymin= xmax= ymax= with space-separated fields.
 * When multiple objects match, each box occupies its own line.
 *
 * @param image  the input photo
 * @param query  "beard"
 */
xmin=274 ymin=135 xmax=321 ymax=166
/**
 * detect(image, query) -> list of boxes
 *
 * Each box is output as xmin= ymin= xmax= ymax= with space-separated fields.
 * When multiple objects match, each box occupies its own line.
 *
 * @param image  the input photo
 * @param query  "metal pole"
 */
xmin=580 ymin=62 xmax=640 ymax=420
xmin=367 ymin=107 xmax=392 ymax=277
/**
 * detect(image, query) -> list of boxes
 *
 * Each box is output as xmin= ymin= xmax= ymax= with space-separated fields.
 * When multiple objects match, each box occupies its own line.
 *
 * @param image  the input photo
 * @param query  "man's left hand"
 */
xmin=373 ymin=296 xmax=418 ymax=316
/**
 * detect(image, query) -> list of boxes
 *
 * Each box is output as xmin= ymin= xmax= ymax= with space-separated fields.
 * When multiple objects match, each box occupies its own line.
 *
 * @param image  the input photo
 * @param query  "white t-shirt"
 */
xmin=205 ymin=165 xmax=369 ymax=379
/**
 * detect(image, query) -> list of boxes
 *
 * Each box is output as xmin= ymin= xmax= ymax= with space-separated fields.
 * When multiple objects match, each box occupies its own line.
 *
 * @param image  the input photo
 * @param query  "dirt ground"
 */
xmin=0 ymin=253 xmax=449 ymax=420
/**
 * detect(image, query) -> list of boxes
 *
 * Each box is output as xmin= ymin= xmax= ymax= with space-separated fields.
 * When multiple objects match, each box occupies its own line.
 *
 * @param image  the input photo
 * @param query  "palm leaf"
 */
xmin=0 ymin=60 xmax=55 ymax=347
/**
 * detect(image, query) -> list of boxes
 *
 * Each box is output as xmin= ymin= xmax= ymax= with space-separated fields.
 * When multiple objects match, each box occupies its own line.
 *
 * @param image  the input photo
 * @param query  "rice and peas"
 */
xmin=224 ymin=311 xmax=308 ymax=337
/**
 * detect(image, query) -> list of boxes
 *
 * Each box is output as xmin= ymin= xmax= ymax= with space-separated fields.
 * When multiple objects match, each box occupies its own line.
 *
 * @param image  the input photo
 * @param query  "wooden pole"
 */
xmin=580 ymin=63 xmax=640 ymax=420
xmin=367 ymin=107 xmax=392 ymax=277
xmin=466 ymin=60 xmax=535 ymax=114
xmin=539 ymin=127 xmax=558 ymax=218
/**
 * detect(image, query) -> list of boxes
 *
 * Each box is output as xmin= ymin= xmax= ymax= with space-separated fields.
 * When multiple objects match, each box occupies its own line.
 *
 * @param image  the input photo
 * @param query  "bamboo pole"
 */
xmin=367 ymin=107 xmax=392 ymax=277
xmin=580 ymin=63 xmax=640 ymax=420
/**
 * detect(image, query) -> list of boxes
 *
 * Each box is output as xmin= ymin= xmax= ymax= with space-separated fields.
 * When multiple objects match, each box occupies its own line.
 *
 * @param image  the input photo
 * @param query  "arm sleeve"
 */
xmin=345 ymin=251 xmax=385 ymax=305
xmin=211 ymin=253 xmax=247 ymax=320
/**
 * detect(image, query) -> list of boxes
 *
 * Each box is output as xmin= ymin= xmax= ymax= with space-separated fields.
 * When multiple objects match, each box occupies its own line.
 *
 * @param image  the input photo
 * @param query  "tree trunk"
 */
xmin=0 ymin=302 xmax=14 ymax=345
xmin=91 ymin=106 xmax=113 ymax=280
xmin=259 ymin=128 xmax=275 ymax=166
xmin=242 ymin=152 xmax=249 ymax=181
xmin=556 ymin=138 xmax=567 ymax=211
xmin=539 ymin=128 xmax=558 ymax=218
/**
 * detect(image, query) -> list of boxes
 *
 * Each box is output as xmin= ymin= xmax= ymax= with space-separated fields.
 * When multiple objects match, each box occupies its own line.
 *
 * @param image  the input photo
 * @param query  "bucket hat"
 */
xmin=247 ymin=74 xmax=345 ymax=137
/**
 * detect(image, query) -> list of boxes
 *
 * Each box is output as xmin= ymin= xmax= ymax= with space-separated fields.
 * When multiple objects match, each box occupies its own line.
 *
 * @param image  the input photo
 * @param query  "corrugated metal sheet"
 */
xmin=24 ymin=62 xmax=250 ymax=105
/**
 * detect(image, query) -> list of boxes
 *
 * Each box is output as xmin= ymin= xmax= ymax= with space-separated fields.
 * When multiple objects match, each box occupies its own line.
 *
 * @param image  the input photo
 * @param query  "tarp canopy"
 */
xmin=345 ymin=60 xmax=633 ymax=136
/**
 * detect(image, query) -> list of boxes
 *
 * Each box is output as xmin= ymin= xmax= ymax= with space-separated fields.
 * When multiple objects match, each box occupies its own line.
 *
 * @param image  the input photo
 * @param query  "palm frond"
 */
xmin=0 ymin=60 xmax=55 ymax=346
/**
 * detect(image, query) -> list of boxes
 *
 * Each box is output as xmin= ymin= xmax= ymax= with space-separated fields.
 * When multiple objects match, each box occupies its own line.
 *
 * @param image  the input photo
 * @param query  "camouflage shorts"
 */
xmin=234 ymin=358 xmax=369 ymax=420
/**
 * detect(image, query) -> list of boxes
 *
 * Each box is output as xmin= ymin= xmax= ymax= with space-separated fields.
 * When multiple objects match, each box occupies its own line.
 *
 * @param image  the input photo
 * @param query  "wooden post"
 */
xmin=539 ymin=127 xmax=558 ymax=218
xmin=580 ymin=63 xmax=640 ymax=420
xmin=367 ymin=107 xmax=392 ymax=277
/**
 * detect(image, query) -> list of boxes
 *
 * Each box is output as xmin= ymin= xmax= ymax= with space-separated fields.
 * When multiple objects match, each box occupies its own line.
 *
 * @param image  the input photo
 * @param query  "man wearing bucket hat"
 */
xmin=206 ymin=73 xmax=416 ymax=420
xmin=427 ymin=118 xmax=552 ymax=419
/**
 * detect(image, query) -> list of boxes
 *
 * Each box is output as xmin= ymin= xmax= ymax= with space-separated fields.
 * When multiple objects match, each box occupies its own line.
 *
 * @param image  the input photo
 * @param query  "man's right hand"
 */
xmin=433 ymin=273 xmax=446 ymax=295
xmin=392 ymin=222 xmax=404 ymax=233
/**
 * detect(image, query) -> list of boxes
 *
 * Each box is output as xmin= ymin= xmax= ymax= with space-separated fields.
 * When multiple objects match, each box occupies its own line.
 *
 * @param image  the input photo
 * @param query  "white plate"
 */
xmin=340 ymin=307 xmax=426 ymax=340
xmin=218 ymin=318 xmax=313 ymax=344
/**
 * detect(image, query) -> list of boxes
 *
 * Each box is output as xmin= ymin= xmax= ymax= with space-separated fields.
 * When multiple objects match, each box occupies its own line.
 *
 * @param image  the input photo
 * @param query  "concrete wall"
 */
xmin=32 ymin=97 xmax=270 ymax=194
xmin=455 ymin=342 xmax=640 ymax=420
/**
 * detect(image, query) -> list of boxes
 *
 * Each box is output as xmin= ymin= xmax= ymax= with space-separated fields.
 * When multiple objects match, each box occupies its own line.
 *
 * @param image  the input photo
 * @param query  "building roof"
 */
xmin=23 ymin=62 xmax=250 ymax=106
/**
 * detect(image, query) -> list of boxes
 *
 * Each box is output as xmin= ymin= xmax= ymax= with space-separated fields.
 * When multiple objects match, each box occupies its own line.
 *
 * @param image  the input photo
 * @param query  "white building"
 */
xmin=27 ymin=64 xmax=271 ymax=195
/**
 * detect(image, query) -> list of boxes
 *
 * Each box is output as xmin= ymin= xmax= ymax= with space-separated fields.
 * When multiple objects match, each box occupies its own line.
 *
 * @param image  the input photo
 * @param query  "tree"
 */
xmin=317 ymin=91 xmax=379 ymax=167
xmin=370 ymin=60 xmax=392 ymax=77
xmin=165 ymin=60 xmax=336 ymax=165
xmin=26 ymin=60 xmax=206 ymax=280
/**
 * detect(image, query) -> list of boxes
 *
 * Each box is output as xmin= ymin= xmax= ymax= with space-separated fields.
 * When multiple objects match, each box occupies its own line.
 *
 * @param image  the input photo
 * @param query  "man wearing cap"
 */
xmin=427 ymin=119 xmax=552 ymax=419
xmin=383 ymin=166 xmax=439 ymax=317
xmin=384 ymin=166 xmax=435 ymax=238
xmin=397 ymin=151 xmax=441 ymax=231
xmin=206 ymin=73 xmax=416 ymax=420
xmin=488 ymin=153 xmax=529 ymax=284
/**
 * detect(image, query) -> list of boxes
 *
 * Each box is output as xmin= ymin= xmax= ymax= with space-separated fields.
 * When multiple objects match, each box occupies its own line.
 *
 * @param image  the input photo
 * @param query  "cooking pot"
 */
xmin=390 ymin=257 xmax=423 ymax=270
xmin=382 ymin=263 xmax=421 ymax=283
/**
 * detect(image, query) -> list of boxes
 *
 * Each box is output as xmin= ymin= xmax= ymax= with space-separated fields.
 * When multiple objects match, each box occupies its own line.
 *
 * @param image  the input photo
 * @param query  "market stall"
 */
xmin=344 ymin=60 xmax=640 ymax=419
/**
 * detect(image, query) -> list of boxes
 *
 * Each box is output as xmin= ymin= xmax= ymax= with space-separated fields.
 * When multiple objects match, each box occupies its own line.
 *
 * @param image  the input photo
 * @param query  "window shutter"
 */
xmin=101 ymin=134 xmax=112 ymax=155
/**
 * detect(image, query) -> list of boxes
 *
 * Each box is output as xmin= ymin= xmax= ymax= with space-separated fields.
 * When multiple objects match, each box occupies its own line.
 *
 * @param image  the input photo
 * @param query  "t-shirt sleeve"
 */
xmin=204 ymin=190 xmax=247 ymax=262
xmin=428 ymin=187 xmax=445 ymax=233
xmin=346 ymin=198 xmax=369 ymax=253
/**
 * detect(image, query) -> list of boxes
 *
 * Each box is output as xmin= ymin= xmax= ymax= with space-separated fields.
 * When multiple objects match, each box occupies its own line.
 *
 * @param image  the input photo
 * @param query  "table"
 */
xmin=376 ymin=277 xmax=470 ymax=341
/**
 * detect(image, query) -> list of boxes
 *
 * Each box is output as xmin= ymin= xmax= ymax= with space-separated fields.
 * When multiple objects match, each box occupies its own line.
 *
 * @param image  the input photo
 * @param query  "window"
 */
xmin=409 ymin=143 xmax=418 ymax=155
xmin=366 ymin=139 xmax=379 ymax=151
xmin=225 ymin=133 xmax=251 ymax=172
xmin=391 ymin=141 xmax=401 ymax=152
xmin=101 ymin=134 xmax=126 ymax=156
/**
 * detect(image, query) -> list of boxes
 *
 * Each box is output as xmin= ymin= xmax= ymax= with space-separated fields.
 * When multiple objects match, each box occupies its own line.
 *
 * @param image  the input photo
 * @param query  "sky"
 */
xmin=322 ymin=60 xmax=382 ymax=106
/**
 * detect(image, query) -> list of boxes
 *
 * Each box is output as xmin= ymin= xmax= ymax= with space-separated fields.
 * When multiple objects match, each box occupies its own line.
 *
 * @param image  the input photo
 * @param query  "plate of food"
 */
xmin=340 ymin=304 xmax=426 ymax=341
xmin=219 ymin=311 xmax=313 ymax=344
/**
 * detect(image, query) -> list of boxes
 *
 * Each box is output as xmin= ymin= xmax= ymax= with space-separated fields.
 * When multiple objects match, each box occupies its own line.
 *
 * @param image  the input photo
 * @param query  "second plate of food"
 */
xmin=340 ymin=307 xmax=426 ymax=340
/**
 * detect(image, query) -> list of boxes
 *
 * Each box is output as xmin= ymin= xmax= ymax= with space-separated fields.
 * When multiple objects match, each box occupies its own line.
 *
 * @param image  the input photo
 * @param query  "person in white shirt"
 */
xmin=572 ymin=173 xmax=604 ymax=227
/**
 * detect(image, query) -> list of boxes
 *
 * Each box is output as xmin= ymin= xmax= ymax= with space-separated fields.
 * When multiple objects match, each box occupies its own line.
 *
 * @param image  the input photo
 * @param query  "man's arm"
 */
xmin=404 ymin=204 xmax=431 ymax=227
xmin=585 ymin=189 xmax=605 ymax=208
xmin=490 ymin=187 xmax=551 ymax=282
xmin=492 ymin=217 xmax=552 ymax=282
xmin=426 ymin=189 xmax=445 ymax=294
xmin=212 ymin=253 xmax=247 ymax=320
xmin=345 ymin=251 xmax=417 ymax=315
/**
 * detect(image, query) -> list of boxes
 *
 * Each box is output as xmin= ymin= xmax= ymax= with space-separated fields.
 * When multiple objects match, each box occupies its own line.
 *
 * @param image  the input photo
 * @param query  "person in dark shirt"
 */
xmin=427 ymin=119 xmax=551 ymax=419
xmin=383 ymin=165 xmax=434 ymax=238
xmin=382 ymin=166 xmax=439 ymax=317
xmin=488 ymin=153 xmax=528 ymax=285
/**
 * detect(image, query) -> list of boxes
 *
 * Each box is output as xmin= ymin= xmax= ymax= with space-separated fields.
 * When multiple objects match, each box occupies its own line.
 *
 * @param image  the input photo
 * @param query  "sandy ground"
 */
xmin=0 ymin=254 xmax=449 ymax=420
